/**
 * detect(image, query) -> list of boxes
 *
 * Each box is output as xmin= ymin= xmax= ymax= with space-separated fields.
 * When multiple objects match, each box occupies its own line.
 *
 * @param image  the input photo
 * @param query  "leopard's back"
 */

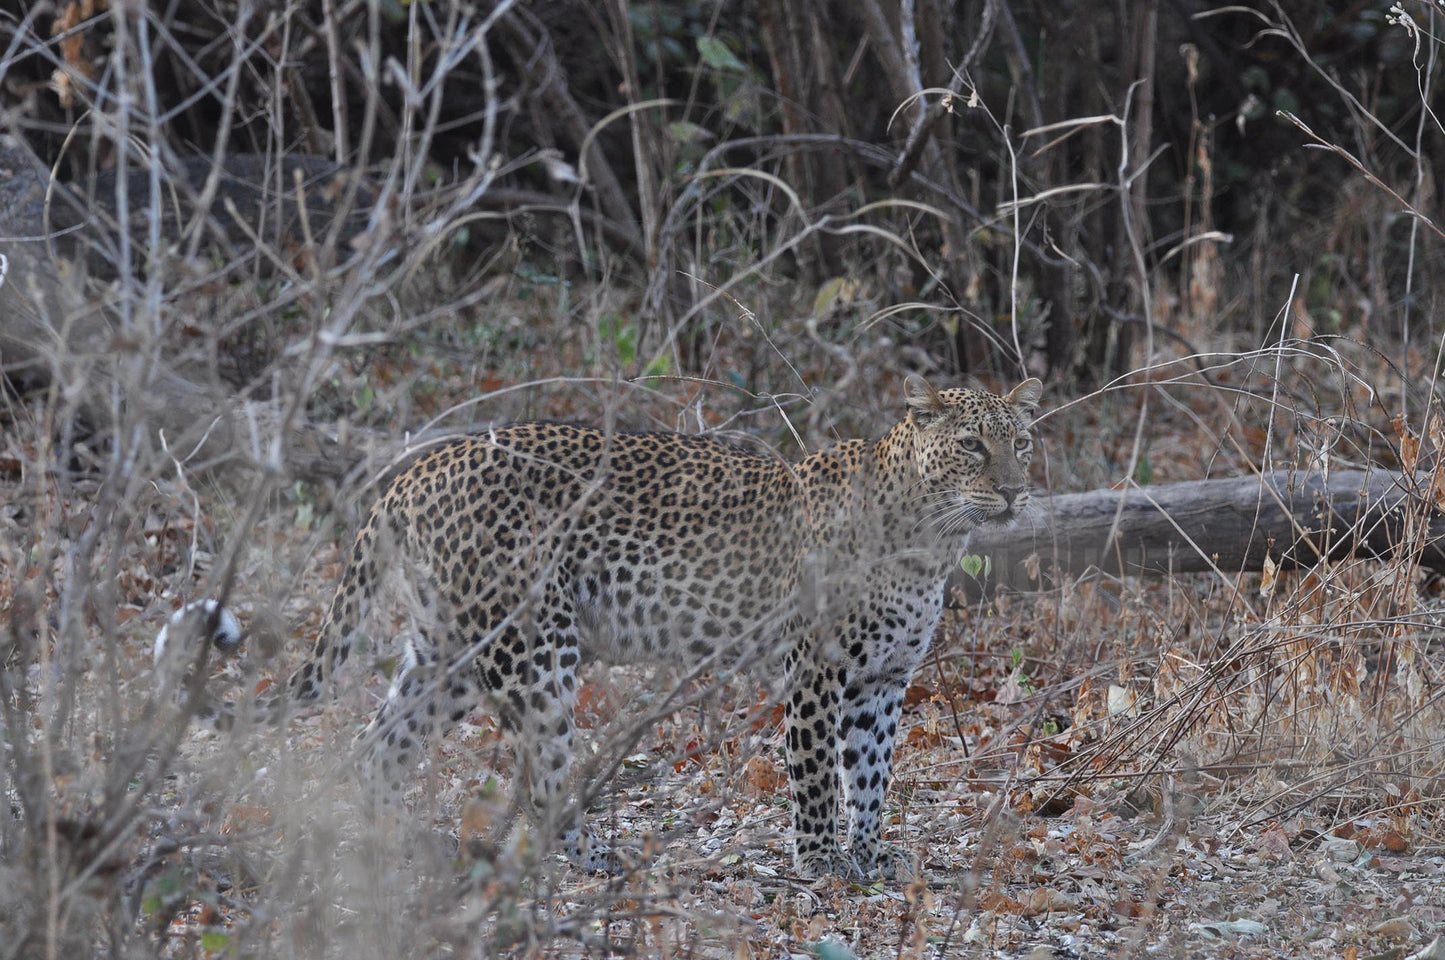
xmin=317 ymin=423 xmax=815 ymax=676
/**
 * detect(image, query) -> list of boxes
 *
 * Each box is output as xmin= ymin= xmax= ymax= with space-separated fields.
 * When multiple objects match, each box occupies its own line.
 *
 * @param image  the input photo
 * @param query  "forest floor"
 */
xmin=70 ymin=568 xmax=1445 ymax=959
xmin=4 ymin=283 xmax=1445 ymax=959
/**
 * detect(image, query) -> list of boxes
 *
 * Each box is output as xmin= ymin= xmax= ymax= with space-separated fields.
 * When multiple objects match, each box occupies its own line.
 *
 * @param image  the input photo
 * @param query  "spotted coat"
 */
xmin=285 ymin=377 xmax=1042 ymax=878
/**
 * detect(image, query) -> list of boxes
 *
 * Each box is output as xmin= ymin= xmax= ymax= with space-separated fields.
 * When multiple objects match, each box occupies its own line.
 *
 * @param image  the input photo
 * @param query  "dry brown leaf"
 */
xmin=1255 ymin=821 xmax=1293 ymax=860
xmin=1395 ymin=413 xmax=1420 ymax=473
xmin=739 ymin=755 xmax=784 ymax=798
xmin=1260 ymin=551 xmax=1278 ymax=598
xmin=221 ymin=805 xmax=273 ymax=834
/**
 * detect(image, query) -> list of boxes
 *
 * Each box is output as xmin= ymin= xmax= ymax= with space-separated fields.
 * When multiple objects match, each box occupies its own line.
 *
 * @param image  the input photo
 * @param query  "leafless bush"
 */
xmin=0 ymin=3 xmax=601 ymax=956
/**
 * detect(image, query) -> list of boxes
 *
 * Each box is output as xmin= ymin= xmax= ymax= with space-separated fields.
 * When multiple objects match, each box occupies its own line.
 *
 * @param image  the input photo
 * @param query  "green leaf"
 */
xmin=642 ymin=353 xmax=673 ymax=379
xmin=1134 ymin=453 xmax=1153 ymax=486
xmin=696 ymin=36 xmax=745 ymax=73
xmin=959 ymin=554 xmax=991 ymax=579
xmin=666 ymin=120 xmax=712 ymax=144
xmin=598 ymin=314 xmax=638 ymax=365
xmin=201 ymin=931 xmax=230 ymax=952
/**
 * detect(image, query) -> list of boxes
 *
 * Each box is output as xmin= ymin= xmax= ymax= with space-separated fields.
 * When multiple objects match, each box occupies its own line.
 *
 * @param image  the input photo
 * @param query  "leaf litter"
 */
xmin=4 ymin=370 xmax=1445 ymax=958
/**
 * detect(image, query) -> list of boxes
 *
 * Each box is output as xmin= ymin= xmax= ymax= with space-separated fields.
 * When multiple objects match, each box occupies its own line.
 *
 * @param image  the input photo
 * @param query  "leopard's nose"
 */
xmin=994 ymin=483 xmax=1025 ymax=503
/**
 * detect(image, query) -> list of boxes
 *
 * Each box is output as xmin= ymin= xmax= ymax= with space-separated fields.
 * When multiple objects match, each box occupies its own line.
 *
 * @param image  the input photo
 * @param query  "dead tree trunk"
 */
xmin=956 ymin=469 xmax=1445 ymax=594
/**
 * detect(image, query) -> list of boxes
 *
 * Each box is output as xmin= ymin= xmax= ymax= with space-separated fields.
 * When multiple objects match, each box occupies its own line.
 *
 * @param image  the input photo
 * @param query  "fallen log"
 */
xmin=956 ymin=469 xmax=1445 ymax=592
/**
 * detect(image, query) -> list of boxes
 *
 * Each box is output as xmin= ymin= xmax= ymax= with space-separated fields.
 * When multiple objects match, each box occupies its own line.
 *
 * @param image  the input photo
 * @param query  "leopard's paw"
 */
xmin=868 ymin=842 xmax=918 ymax=881
xmin=564 ymin=828 xmax=635 ymax=874
xmin=793 ymin=847 xmax=860 ymax=880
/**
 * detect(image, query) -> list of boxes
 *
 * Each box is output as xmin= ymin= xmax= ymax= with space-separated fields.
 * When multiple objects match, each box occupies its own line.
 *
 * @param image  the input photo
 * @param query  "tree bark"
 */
xmin=955 ymin=469 xmax=1445 ymax=594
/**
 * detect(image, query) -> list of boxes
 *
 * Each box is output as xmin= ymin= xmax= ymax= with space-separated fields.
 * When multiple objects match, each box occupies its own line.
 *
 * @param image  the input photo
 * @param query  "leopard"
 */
xmin=234 ymin=376 xmax=1042 ymax=879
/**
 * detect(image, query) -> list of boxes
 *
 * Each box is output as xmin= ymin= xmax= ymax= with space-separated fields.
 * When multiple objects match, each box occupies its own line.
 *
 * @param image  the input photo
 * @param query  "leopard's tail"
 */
xmin=282 ymin=515 xmax=382 ymax=709
xmin=151 ymin=600 xmax=246 ymax=727
xmin=153 ymin=508 xmax=386 ymax=729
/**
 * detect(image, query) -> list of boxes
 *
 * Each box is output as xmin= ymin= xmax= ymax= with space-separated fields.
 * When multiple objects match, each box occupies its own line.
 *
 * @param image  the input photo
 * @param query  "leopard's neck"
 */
xmin=868 ymin=420 xmax=978 ymax=563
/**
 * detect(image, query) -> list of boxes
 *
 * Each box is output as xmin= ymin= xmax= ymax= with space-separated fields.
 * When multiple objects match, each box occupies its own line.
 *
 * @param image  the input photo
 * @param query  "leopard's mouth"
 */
xmin=983 ymin=495 xmax=1028 ymax=524
xmin=985 ymin=505 xmax=1017 ymax=524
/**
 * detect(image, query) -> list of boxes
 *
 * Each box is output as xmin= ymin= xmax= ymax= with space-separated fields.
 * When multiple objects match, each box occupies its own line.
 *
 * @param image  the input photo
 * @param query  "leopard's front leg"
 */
xmin=840 ymin=678 xmax=909 ymax=877
xmin=785 ymin=659 xmax=853 ymax=878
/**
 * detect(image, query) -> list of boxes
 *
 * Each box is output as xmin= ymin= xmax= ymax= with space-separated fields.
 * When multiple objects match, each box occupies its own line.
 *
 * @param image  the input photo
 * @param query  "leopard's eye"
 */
xmin=1013 ymin=436 xmax=1032 ymax=452
xmin=961 ymin=436 xmax=984 ymax=454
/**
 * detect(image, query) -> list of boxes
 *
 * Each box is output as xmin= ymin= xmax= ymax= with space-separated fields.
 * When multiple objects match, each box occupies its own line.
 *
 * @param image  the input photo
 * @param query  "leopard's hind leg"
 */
xmin=356 ymin=580 xmax=613 ymax=871
xmin=494 ymin=580 xmax=616 ymax=872
xmin=355 ymin=623 xmax=480 ymax=807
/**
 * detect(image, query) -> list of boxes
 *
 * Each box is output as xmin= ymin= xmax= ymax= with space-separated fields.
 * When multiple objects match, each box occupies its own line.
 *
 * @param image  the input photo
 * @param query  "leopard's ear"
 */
xmin=1004 ymin=378 xmax=1043 ymax=418
xmin=905 ymin=376 xmax=947 ymax=424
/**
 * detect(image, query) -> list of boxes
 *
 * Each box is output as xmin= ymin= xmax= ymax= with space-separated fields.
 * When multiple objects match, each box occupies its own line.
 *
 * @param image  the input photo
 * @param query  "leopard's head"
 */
xmin=905 ymin=377 xmax=1042 ymax=532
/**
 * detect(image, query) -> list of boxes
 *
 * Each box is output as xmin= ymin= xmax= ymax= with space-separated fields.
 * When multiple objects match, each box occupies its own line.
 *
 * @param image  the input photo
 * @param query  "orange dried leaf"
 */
xmin=748 ymin=702 xmax=785 ymax=735
xmin=977 ymin=892 xmax=1023 ymax=913
xmin=1260 ymin=552 xmax=1278 ymax=598
xmin=739 ymin=755 xmax=784 ymax=797
xmin=904 ymin=683 xmax=934 ymax=706
xmin=1394 ymin=413 xmax=1420 ymax=473
xmin=672 ymin=738 xmax=705 ymax=773
xmin=904 ymin=725 xmax=943 ymax=750
xmin=1023 ymin=886 xmax=1073 ymax=917
xmin=1361 ymin=828 xmax=1409 ymax=853
xmin=221 ymin=805 xmax=273 ymax=834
